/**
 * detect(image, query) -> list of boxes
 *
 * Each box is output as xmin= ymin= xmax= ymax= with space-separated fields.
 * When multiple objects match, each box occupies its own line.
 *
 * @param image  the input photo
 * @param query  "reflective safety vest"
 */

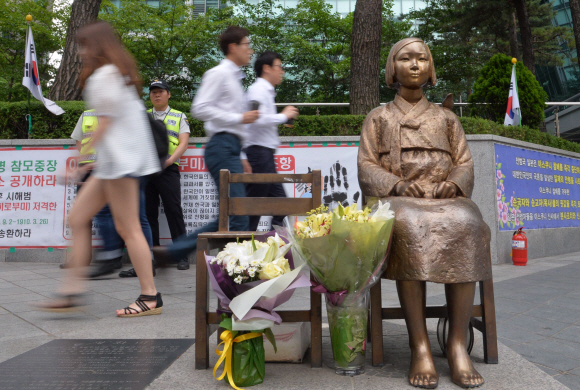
xmin=80 ymin=110 xmax=98 ymax=164
xmin=147 ymin=108 xmax=183 ymax=166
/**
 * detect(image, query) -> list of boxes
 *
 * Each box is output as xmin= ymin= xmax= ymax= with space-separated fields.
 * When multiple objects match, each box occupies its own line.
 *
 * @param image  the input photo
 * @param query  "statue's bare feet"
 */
xmin=409 ymin=346 xmax=439 ymax=388
xmin=447 ymin=343 xmax=484 ymax=388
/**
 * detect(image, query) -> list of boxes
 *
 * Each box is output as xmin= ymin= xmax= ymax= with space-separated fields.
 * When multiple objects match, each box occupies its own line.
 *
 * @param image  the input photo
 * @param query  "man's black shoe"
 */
xmin=177 ymin=259 xmax=190 ymax=270
xmin=113 ymin=257 xmax=123 ymax=269
xmin=118 ymin=263 xmax=156 ymax=278
xmin=118 ymin=268 xmax=137 ymax=278
xmin=86 ymin=262 xmax=115 ymax=278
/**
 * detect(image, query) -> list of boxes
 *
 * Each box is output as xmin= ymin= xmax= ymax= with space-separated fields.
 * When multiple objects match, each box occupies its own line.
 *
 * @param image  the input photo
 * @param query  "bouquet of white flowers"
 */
xmin=207 ymin=231 xmax=309 ymax=389
xmin=212 ymin=233 xmax=293 ymax=284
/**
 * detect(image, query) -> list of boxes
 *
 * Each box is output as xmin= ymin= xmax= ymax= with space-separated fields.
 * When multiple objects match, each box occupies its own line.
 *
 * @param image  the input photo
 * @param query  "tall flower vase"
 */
xmin=326 ymin=291 xmax=369 ymax=376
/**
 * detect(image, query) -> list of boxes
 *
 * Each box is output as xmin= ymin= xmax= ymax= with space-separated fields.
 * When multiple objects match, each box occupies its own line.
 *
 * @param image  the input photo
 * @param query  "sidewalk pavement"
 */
xmin=0 ymin=251 xmax=579 ymax=389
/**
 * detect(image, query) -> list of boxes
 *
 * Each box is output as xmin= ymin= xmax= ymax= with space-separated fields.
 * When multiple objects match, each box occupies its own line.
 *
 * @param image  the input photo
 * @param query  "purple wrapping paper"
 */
xmin=205 ymin=231 xmax=310 ymax=324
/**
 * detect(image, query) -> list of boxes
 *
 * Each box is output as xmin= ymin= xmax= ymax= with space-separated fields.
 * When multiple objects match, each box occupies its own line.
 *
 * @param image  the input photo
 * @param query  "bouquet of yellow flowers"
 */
xmin=280 ymin=201 xmax=395 ymax=375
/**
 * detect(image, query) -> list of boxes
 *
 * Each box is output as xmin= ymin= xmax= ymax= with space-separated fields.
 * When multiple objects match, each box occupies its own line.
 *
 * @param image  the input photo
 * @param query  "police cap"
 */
xmin=149 ymin=79 xmax=170 ymax=91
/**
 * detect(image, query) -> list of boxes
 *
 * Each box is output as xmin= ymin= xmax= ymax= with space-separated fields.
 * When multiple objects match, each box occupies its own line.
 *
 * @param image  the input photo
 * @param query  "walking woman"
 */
xmin=40 ymin=21 xmax=162 ymax=317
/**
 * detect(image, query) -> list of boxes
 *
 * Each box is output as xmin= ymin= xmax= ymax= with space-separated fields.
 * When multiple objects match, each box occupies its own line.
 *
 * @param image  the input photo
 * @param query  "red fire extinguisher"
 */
xmin=511 ymin=227 xmax=528 ymax=266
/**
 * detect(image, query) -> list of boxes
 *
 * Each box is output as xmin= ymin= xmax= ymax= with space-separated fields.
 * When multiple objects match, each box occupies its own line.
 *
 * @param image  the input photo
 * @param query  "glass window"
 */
xmin=401 ymin=0 xmax=415 ymax=14
xmin=327 ymin=0 xmax=337 ymax=13
xmin=337 ymin=0 xmax=350 ymax=14
xmin=206 ymin=0 xmax=219 ymax=9
xmin=146 ymin=0 xmax=160 ymax=7
xmin=555 ymin=10 xmax=569 ymax=25
xmin=193 ymin=0 xmax=206 ymax=13
xmin=284 ymin=0 xmax=298 ymax=8
xmin=413 ymin=0 xmax=427 ymax=12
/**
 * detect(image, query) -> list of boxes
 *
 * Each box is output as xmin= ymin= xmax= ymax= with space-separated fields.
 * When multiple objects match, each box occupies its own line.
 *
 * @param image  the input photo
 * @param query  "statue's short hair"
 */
xmin=385 ymin=38 xmax=437 ymax=89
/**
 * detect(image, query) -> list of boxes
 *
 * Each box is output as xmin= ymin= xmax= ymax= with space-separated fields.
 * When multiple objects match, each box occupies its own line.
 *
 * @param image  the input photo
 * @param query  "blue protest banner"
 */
xmin=494 ymin=144 xmax=580 ymax=231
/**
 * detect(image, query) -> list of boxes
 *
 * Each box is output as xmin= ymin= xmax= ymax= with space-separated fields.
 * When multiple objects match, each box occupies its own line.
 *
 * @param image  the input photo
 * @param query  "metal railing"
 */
xmin=274 ymin=102 xmax=580 ymax=138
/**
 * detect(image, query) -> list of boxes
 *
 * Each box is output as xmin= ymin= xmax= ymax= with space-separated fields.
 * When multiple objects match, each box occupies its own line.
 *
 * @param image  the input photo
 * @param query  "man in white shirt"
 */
xmin=245 ymin=51 xmax=298 ymax=231
xmin=153 ymin=26 xmax=259 ymax=262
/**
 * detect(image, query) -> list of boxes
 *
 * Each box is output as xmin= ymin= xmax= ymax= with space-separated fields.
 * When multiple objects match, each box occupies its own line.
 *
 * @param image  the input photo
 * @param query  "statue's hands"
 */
xmin=434 ymin=181 xmax=459 ymax=199
xmin=395 ymin=181 xmax=425 ymax=198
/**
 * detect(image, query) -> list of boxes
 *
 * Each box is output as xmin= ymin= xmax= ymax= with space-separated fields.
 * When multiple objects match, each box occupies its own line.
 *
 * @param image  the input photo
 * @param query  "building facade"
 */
xmin=537 ymin=0 xmax=578 ymax=101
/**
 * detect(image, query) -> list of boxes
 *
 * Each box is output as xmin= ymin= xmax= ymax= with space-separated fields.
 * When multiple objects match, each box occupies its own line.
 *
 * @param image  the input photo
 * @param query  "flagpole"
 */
xmin=512 ymin=57 xmax=521 ymax=127
xmin=25 ymin=14 xmax=32 ymax=139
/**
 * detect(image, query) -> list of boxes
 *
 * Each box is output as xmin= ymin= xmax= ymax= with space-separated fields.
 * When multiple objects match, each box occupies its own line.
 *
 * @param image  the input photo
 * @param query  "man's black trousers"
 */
xmin=145 ymin=164 xmax=186 ymax=247
xmin=245 ymin=145 xmax=287 ymax=231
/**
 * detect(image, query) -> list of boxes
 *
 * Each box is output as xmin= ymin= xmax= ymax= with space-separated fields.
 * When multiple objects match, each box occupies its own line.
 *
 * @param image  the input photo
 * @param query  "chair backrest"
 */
xmin=218 ymin=169 xmax=322 ymax=231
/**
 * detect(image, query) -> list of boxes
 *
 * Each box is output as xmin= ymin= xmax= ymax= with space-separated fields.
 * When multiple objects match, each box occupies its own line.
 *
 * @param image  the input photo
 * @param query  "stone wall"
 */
xmin=2 ymin=135 xmax=579 ymax=265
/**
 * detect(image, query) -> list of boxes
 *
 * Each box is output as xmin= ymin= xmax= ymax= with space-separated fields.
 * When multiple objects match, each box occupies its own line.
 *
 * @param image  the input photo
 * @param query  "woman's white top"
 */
xmin=84 ymin=64 xmax=159 ymax=179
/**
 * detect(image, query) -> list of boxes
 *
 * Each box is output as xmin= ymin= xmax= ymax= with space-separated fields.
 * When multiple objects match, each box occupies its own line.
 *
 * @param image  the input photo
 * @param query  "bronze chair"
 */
xmin=369 ymin=257 xmax=498 ymax=366
xmin=195 ymin=169 xmax=323 ymax=370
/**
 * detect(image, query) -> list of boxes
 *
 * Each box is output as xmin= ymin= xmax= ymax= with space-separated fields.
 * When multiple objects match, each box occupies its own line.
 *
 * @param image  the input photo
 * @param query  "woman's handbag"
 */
xmin=146 ymin=112 xmax=169 ymax=173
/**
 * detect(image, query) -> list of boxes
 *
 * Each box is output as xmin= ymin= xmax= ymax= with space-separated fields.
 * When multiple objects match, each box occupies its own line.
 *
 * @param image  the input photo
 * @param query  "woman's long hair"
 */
xmin=76 ymin=21 xmax=142 ymax=95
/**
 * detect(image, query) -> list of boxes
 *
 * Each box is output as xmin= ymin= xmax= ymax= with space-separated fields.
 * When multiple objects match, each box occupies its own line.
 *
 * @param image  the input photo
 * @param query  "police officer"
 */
xmin=143 ymin=79 xmax=190 ymax=270
xmin=69 ymin=110 xmax=154 ymax=278
xmin=63 ymin=110 xmax=100 ymax=271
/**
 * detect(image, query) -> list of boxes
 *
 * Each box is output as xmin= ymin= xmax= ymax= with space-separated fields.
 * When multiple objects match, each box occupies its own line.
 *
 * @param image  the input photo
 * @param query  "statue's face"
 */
xmin=393 ymin=42 xmax=431 ymax=89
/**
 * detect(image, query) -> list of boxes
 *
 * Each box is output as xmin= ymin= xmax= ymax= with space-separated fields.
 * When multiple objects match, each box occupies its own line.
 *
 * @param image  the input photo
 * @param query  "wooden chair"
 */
xmin=369 ymin=255 xmax=498 ymax=366
xmin=195 ymin=169 xmax=323 ymax=370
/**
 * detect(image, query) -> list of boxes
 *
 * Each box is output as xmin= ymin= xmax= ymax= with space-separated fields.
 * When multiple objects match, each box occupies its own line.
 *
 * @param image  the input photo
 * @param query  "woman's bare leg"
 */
xmin=62 ymin=175 xmax=107 ymax=294
xmin=103 ymin=178 xmax=157 ymax=315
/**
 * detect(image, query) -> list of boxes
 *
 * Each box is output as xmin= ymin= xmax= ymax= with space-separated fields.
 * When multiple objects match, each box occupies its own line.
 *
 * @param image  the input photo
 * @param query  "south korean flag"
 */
xmin=22 ymin=25 xmax=64 ymax=115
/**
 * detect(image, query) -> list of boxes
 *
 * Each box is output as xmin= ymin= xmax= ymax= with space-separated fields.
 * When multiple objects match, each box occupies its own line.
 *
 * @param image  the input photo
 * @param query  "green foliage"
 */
xmin=101 ymin=0 xmax=238 ymax=101
xmin=459 ymin=116 xmax=580 ymax=153
xmin=468 ymin=54 xmax=548 ymax=128
xmin=3 ymin=101 xmax=579 ymax=156
xmin=233 ymin=0 xmax=412 ymax=103
xmin=409 ymin=0 xmax=573 ymax=102
xmin=0 ymin=101 xmax=86 ymax=139
xmin=0 ymin=0 xmax=68 ymax=102
xmin=98 ymin=0 xmax=411 ymax=104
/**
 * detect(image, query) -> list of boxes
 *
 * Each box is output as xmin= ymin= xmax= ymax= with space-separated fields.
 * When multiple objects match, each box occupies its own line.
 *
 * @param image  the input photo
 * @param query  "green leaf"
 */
xmin=251 ymin=234 xmax=258 ymax=253
xmin=263 ymin=328 xmax=277 ymax=353
xmin=337 ymin=202 xmax=345 ymax=217
xmin=219 ymin=315 xmax=233 ymax=332
xmin=497 ymin=163 xmax=502 ymax=169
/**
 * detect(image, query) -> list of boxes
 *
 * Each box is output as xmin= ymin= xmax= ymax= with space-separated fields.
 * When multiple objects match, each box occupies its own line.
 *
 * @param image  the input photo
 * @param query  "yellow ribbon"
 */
xmin=213 ymin=330 xmax=263 ymax=390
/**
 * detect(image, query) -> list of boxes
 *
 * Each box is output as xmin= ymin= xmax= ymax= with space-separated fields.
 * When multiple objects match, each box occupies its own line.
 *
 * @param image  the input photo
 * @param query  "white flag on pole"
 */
xmin=504 ymin=64 xmax=521 ymax=126
xmin=22 ymin=25 xmax=65 ymax=115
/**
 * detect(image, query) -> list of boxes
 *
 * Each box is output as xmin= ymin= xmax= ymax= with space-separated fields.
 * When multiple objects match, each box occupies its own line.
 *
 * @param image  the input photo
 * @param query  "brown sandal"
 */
xmin=118 ymin=292 xmax=163 ymax=317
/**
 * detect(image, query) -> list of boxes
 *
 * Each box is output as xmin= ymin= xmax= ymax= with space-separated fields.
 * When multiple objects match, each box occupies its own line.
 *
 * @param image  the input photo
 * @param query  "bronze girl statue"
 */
xmin=358 ymin=38 xmax=491 ymax=388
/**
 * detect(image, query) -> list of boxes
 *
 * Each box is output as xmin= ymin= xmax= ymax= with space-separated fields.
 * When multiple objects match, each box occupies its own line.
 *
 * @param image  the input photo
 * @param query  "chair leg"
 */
xmin=310 ymin=273 xmax=322 ymax=368
xmin=370 ymin=280 xmax=384 ymax=367
xmin=195 ymin=238 xmax=210 ymax=369
xmin=479 ymin=278 xmax=498 ymax=364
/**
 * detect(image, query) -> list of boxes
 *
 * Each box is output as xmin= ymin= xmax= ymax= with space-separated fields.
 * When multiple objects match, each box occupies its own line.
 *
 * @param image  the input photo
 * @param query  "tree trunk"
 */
xmin=512 ymin=0 xmax=535 ymax=75
xmin=349 ymin=0 xmax=382 ymax=115
xmin=48 ymin=0 xmax=102 ymax=101
xmin=508 ymin=11 xmax=520 ymax=60
xmin=569 ymin=0 xmax=580 ymax=69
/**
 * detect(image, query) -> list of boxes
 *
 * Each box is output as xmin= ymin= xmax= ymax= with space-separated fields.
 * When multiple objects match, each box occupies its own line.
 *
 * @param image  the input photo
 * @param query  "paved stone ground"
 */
xmin=0 ymin=252 xmax=578 ymax=389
